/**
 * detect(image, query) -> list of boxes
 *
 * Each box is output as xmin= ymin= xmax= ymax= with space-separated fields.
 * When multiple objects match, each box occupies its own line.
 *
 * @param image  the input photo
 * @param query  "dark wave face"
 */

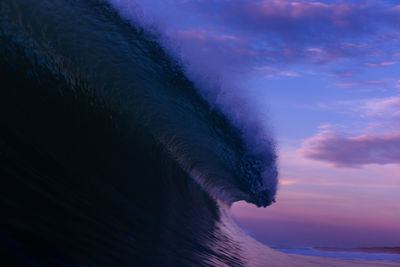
xmin=0 ymin=0 xmax=277 ymax=266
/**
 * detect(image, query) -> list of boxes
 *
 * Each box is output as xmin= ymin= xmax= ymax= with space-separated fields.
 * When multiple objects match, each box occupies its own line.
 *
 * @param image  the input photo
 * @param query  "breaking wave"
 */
xmin=0 ymin=0 xmax=277 ymax=265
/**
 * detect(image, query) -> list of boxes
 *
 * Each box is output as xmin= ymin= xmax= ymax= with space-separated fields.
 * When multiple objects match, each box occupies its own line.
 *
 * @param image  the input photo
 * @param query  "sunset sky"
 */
xmin=109 ymin=0 xmax=400 ymax=248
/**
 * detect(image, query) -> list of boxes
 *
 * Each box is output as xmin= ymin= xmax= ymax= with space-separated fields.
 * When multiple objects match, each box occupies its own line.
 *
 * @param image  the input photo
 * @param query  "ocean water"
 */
xmin=278 ymin=248 xmax=400 ymax=262
xmin=0 ymin=1 xmax=398 ymax=266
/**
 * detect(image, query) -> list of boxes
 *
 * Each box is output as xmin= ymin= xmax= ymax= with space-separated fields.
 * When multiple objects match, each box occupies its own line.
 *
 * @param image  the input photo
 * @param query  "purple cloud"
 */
xmin=300 ymin=132 xmax=400 ymax=167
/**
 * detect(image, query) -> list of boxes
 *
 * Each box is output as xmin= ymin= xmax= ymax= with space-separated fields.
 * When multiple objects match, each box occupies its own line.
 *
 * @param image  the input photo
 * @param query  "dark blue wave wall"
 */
xmin=0 ymin=0 xmax=277 ymax=265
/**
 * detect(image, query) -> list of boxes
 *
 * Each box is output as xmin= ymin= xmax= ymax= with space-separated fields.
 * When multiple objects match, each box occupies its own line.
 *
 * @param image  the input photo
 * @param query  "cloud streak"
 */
xmin=364 ymin=62 xmax=396 ymax=67
xmin=336 ymin=79 xmax=390 ymax=88
xmin=300 ymin=131 xmax=400 ymax=167
xmin=362 ymin=96 xmax=400 ymax=118
xmin=318 ymin=96 xmax=400 ymax=120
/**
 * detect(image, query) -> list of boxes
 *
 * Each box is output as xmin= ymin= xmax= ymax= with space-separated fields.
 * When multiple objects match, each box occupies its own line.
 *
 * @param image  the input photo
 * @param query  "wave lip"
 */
xmin=238 ymin=156 xmax=277 ymax=207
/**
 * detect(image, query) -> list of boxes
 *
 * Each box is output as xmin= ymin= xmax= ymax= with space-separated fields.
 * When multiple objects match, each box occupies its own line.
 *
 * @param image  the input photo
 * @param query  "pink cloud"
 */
xmin=362 ymin=97 xmax=400 ymax=118
xmin=255 ymin=66 xmax=300 ymax=78
xmin=300 ymin=131 xmax=400 ymax=167
xmin=318 ymin=96 xmax=400 ymax=119
xmin=245 ymin=0 xmax=365 ymax=27
xmin=364 ymin=61 xmax=396 ymax=67
xmin=340 ymin=42 xmax=368 ymax=48
xmin=336 ymin=79 xmax=389 ymax=87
